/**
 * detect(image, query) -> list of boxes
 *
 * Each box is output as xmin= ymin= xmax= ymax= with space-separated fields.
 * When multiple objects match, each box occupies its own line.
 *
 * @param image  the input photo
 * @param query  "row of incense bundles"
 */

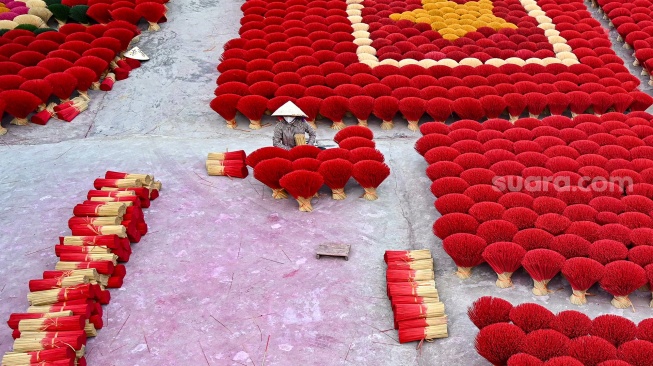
xmin=2 ymin=170 xmax=161 ymax=366
xmin=384 ymin=249 xmax=448 ymax=344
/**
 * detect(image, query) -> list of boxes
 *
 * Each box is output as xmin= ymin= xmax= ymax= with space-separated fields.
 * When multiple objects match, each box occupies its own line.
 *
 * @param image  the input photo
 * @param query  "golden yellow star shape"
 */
xmin=390 ymin=0 xmax=518 ymax=40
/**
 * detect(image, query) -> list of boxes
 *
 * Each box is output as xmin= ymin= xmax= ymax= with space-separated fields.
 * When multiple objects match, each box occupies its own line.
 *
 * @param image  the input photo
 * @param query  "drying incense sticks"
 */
xmin=206 ymin=150 xmax=248 ymax=178
xmin=2 ymin=170 xmax=162 ymax=366
xmin=384 ymin=249 xmax=448 ymax=344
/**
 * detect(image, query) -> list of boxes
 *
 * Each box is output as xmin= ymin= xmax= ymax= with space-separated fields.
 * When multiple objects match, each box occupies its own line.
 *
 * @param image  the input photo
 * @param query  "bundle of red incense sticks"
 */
xmin=384 ymin=249 xmax=448 ymax=344
xmin=206 ymin=150 xmax=248 ymax=179
xmin=2 ymin=170 xmax=162 ymax=366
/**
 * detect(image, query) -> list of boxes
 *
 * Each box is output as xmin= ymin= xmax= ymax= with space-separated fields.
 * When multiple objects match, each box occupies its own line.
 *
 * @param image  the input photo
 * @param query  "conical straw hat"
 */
xmin=271 ymin=101 xmax=308 ymax=117
xmin=124 ymin=46 xmax=149 ymax=61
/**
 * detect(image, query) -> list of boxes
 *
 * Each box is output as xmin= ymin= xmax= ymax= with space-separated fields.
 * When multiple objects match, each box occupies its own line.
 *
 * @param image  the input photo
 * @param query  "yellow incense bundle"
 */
xmin=294 ymin=134 xmax=307 ymax=146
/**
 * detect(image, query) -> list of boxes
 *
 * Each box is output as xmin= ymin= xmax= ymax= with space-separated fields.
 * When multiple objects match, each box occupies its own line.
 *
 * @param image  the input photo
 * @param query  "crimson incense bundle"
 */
xmin=352 ymin=160 xmax=390 ymax=201
xmin=279 ymin=170 xmax=324 ymax=212
xmin=599 ymin=260 xmax=647 ymax=309
xmin=482 ymin=242 xmax=526 ymax=288
xmin=317 ymin=158 xmax=353 ymax=200
xmin=562 ymin=257 xmax=605 ymax=305
xmin=522 ymin=249 xmax=565 ymax=296
xmin=253 ymin=157 xmax=292 ymax=199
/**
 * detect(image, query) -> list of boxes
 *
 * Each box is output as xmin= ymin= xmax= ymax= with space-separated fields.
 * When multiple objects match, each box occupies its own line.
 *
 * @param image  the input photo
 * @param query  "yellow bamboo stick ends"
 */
xmin=611 ymin=295 xmax=633 ymax=309
xmin=362 ymin=187 xmax=378 ymax=201
xmin=455 ymin=266 xmax=473 ymax=279
xmin=407 ymin=120 xmax=419 ymax=132
xmin=570 ymin=289 xmax=588 ymax=306
xmin=331 ymin=188 xmax=346 ymax=200
xmin=330 ymin=121 xmax=346 ymax=130
xmin=496 ymin=272 xmax=514 ymax=288
xmin=380 ymin=120 xmax=394 ymax=130
xmin=294 ymin=134 xmax=307 ymax=146
xmin=272 ymin=188 xmax=288 ymax=199
xmin=296 ymin=197 xmax=313 ymax=212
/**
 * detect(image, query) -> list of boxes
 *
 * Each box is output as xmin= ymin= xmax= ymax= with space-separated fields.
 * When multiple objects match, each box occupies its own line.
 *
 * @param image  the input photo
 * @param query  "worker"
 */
xmin=271 ymin=101 xmax=317 ymax=150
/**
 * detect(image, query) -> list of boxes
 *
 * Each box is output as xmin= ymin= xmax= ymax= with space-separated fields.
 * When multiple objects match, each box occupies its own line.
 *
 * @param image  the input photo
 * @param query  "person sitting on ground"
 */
xmin=271 ymin=101 xmax=317 ymax=150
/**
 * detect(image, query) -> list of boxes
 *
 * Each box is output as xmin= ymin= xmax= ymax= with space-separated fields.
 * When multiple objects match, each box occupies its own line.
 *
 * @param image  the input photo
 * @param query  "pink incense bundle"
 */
xmin=386 ymin=269 xmax=434 ymax=282
xmin=253 ymin=157 xmax=293 ymax=199
xmin=442 ymin=233 xmax=487 ymax=279
xmin=16 ymin=315 xmax=85 ymax=332
xmin=599 ymin=260 xmax=647 ymax=309
xmin=398 ymin=325 xmax=448 ymax=343
xmin=352 ymin=160 xmax=390 ymax=201
xmin=384 ymin=249 xmax=432 ymax=264
xmin=482 ymin=242 xmax=526 ymax=288
xmin=467 ymin=296 xmax=513 ymax=330
xmin=522 ymin=249 xmax=566 ymax=296
xmin=318 ymin=158 xmax=353 ymax=200
xmin=562 ymin=257 xmax=604 ymax=305
xmin=279 ymin=170 xmax=324 ymax=212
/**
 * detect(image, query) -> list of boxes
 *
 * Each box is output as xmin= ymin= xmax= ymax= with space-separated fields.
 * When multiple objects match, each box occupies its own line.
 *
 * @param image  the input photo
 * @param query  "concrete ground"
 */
xmin=1 ymin=0 xmax=653 ymax=365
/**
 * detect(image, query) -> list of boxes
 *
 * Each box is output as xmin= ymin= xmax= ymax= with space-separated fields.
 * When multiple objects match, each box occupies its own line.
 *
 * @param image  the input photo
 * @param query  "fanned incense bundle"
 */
xmin=352 ymin=160 xmax=390 ymax=200
xmin=317 ymin=158 xmax=353 ymax=200
xmin=279 ymin=170 xmax=324 ymax=212
xmin=253 ymin=157 xmax=292 ymax=199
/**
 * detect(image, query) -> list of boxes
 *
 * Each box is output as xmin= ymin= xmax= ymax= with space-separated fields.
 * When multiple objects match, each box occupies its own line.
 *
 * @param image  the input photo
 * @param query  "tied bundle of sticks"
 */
xmin=2 ymin=171 xmax=162 ymax=366
xmin=384 ymin=249 xmax=448 ymax=344
xmin=206 ymin=150 xmax=248 ymax=178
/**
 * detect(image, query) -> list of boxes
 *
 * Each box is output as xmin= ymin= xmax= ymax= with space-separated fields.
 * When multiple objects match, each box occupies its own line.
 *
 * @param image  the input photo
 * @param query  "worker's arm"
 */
xmin=305 ymin=121 xmax=317 ymax=146
xmin=272 ymin=123 xmax=291 ymax=150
